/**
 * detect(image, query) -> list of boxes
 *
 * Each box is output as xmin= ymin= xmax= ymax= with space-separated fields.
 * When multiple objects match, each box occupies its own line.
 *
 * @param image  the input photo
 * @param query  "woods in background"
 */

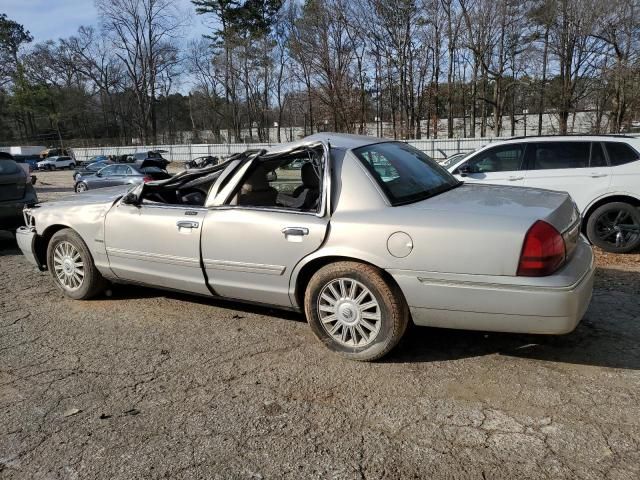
xmin=0 ymin=0 xmax=639 ymax=147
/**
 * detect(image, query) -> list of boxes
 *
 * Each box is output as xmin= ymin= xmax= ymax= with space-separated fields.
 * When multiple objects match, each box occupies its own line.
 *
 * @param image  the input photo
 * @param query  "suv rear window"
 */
xmin=0 ymin=159 xmax=21 ymax=175
xmin=530 ymin=142 xmax=590 ymax=169
xmin=605 ymin=142 xmax=639 ymax=166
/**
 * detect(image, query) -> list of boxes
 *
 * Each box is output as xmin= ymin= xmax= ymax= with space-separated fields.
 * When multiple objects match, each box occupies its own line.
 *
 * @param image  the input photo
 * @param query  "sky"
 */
xmin=1 ymin=0 xmax=210 ymax=44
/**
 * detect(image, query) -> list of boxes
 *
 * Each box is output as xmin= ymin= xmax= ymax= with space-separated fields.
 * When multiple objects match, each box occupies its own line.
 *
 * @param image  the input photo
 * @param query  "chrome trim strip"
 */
xmin=106 ymin=247 xmax=200 ymax=267
xmin=416 ymin=265 xmax=593 ymax=293
xmin=203 ymin=259 xmax=286 ymax=275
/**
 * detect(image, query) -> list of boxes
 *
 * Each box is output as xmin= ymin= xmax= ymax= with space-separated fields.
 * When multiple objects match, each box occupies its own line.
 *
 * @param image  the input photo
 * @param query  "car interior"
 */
xmin=136 ymin=145 xmax=324 ymax=213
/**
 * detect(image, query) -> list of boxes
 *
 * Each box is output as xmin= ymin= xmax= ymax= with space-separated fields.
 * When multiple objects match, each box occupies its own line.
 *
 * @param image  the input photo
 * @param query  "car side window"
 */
xmin=464 ymin=145 xmax=525 ymax=173
xmin=113 ymin=165 xmax=129 ymax=175
xmin=590 ymin=143 xmax=607 ymax=168
xmin=605 ymin=142 xmax=640 ymax=166
xmin=530 ymin=142 xmax=589 ymax=170
xmin=232 ymin=151 xmax=323 ymax=212
xmin=100 ymin=165 xmax=118 ymax=176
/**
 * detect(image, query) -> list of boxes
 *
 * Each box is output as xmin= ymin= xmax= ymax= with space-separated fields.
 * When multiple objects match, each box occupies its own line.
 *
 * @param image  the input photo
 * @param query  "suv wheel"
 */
xmin=586 ymin=202 xmax=640 ymax=253
xmin=46 ymin=228 xmax=107 ymax=299
xmin=304 ymin=261 xmax=409 ymax=361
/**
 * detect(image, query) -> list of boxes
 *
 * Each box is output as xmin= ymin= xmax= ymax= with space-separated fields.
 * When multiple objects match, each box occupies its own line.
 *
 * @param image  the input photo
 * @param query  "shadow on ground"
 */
xmin=2 ymin=229 xmax=638 ymax=371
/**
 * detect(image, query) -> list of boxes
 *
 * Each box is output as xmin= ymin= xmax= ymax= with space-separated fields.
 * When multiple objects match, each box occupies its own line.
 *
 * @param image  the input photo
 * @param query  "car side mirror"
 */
xmin=96 ymin=171 xmax=103 ymax=177
xmin=458 ymin=164 xmax=471 ymax=177
xmin=122 ymin=192 xmax=139 ymax=206
xmin=266 ymin=171 xmax=277 ymax=182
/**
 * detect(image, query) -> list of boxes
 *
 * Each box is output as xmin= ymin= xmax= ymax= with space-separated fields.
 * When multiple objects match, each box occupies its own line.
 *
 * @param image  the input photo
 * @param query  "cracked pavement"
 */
xmin=1 ymin=170 xmax=639 ymax=479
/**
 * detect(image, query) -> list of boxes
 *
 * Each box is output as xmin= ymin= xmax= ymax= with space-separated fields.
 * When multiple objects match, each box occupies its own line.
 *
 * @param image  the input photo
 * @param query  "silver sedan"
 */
xmin=16 ymin=134 xmax=594 ymax=361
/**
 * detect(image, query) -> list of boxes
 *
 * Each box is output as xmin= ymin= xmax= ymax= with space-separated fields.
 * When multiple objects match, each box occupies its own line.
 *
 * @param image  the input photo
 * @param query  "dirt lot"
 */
xmin=1 ymin=169 xmax=639 ymax=479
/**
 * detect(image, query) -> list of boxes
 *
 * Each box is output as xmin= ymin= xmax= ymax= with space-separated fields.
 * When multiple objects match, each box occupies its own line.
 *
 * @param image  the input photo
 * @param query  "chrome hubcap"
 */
xmin=318 ymin=278 xmax=381 ymax=347
xmin=53 ymin=241 xmax=85 ymax=291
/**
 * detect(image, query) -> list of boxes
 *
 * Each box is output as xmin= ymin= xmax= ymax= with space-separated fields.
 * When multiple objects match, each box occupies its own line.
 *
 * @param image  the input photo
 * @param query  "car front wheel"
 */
xmin=586 ymin=202 xmax=640 ymax=253
xmin=75 ymin=182 xmax=88 ymax=193
xmin=46 ymin=228 xmax=106 ymax=300
xmin=304 ymin=261 xmax=409 ymax=361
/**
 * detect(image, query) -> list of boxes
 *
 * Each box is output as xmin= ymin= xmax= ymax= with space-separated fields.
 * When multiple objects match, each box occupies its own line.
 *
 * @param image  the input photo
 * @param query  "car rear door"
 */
xmin=452 ymin=143 xmax=528 ymax=186
xmin=200 ymin=146 xmax=330 ymax=307
xmin=523 ymin=141 xmax=611 ymax=212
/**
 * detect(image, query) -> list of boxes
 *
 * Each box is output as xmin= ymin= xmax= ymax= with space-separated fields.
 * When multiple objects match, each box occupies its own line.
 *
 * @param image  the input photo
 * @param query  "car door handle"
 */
xmin=281 ymin=227 xmax=309 ymax=236
xmin=177 ymin=221 xmax=199 ymax=229
xmin=508 ymin=176 xmax=524 ymax=181
xmin=590 ymin=172 xmax=607 ymax=178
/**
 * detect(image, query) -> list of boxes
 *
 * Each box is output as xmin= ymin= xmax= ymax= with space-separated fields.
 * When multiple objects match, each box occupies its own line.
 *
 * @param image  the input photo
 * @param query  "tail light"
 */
xmin=517 ymin=220 xmax=566 ymax=276
xmin=142 ymin=176 xmax=153 ymax=183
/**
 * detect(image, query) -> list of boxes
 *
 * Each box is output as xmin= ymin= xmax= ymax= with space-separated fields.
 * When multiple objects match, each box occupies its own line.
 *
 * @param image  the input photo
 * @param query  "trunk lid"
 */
xmin=0 ymin=160 xmax=27 ymax=202
xmin=395 ymin=183 xmax=581 ymax=276
xmin=407 ymin=183 xmax=579 ymax=234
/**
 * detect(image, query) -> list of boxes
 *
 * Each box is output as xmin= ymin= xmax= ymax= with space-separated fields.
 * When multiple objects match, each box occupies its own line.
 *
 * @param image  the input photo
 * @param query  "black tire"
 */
xmin=304 ymin=261 xmax=409 ymax=361
xmin=69 ymin=163 xmax=75 ymax=169
xmin=46 ymin=228 xmax=107 ymax=300
xmin=75 ymin=182 xmax=88 ymax=193
xmin=586 ymin=202 xmax=640 ymax=253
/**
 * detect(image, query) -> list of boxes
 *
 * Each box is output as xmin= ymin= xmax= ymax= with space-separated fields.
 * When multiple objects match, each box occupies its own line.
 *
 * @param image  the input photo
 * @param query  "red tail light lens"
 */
xmin=517 ymin=220 xmax=566 ymax=276
xmin=142 ymin=176 xmax=153 ymax=183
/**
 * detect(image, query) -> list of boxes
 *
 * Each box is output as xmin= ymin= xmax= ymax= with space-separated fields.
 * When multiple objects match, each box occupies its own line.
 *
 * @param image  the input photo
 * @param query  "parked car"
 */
xmin=13 ymin=154 xmax=41 ymax=171
xmin=80 ymin=155 xmax=109 ymax=167
xmin=115 ymin=150 xmax=170 ymax=170
xmin=73 ymin=161 xmax=110 ymax=181
xmin=74 ymin=163 xmax=171 ymax=192
xmin=185 ymin=155 xmax=219 ymax=170
xmin=447 ymin=135 xmax=640 ymax=253
xmin=37 ymin=156 xmax=76 ymax=170
xmin=16 ymin=133 xmax=593 ymax=361
xmin=0 ymin=154 xmax=38 ymax=230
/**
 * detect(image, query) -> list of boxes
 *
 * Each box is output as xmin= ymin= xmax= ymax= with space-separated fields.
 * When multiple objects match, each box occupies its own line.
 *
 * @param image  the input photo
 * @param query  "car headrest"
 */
xmin=301 ymin=162 xmax=320 ymax=189
xmin=241 ymin=165 xmax=270 ymax=192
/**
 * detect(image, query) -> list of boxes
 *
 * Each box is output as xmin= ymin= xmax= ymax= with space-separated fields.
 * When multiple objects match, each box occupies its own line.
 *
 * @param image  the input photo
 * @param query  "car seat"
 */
xmin=291 ymin=162 xmax=320 ymax=209
xmin=237 ymin=165 xmax=278 ymax=207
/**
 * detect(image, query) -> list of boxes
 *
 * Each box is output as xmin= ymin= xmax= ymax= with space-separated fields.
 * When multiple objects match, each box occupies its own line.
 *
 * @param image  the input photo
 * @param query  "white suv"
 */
xmin=37 ymin=156 xmax=76 ymax=171
xmin=447 ymin=136 xmax=640 ymax=253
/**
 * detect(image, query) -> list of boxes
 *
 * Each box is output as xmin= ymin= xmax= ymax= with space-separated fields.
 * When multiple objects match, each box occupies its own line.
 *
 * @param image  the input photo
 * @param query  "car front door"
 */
xmin=104 ymin=200 xmax=209 ymax=295
xmin=201 ymin=146 xmax=330 ymax=307
xmin=452 ymin=143 xmax=527 ymax=186
xmin=523 ymin=141 xmax=611 ymax=212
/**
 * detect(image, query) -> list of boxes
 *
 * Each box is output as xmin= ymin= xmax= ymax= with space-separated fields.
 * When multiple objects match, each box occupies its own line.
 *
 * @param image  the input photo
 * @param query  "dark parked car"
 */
xmin=73 ymin=160 xmax=110 ymax=181
xmin=74 ymin=163 xmax=171 ymax=192
xmin=80 ymin=155 xmax=109 ymax=167
xmin=0 ymin=154 xmax=38 ymax=230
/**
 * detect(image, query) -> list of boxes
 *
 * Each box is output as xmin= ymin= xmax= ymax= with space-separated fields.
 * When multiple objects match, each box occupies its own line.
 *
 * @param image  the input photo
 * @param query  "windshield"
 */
xmin=353 ymin=142 xmax=460 ymax=205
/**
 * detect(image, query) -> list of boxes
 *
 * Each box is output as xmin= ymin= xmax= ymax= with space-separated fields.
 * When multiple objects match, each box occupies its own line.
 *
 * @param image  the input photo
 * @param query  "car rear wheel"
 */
xmin=46 ymin=228 xmax=107 ymax=300
xmin=304 ymin=261 xmax=409 ymax=361
xmin=69 ymin=163 xmax=75 ymax=169
xmin=586 ymin=202 xmax=640 ymax=253
xmin=75 ymin=182 xmax=88 ymax=193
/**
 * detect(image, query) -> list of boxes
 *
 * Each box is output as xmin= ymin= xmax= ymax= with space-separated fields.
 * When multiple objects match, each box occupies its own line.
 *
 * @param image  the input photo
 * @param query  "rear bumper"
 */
xmin=16 ymin=226 xmax=44 ymax=270
xmin=389 ymin=237 xmax=595 ymax=335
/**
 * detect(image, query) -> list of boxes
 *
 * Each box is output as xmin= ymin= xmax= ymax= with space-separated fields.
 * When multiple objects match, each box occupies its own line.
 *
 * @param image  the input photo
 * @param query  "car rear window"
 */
xmin=605 ymin=142 xmax=640 ymax=166
xmin=353 ymin=142 xmax=460 ymax=206
xmin=0 ymin=159 xmax=21 ymax=175
xmin=530 ymin=142 xmax=590 ymax=169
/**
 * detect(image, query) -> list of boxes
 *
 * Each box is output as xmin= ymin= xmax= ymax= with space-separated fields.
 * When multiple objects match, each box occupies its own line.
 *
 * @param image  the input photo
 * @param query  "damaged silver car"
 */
xmin=16 ymin=134 xmax=594 ymax=361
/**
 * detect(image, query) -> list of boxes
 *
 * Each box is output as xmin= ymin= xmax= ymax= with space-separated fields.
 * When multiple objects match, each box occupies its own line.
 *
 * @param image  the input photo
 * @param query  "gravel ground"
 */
xmin=1 ymin=170 xmax=639 ymax=479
